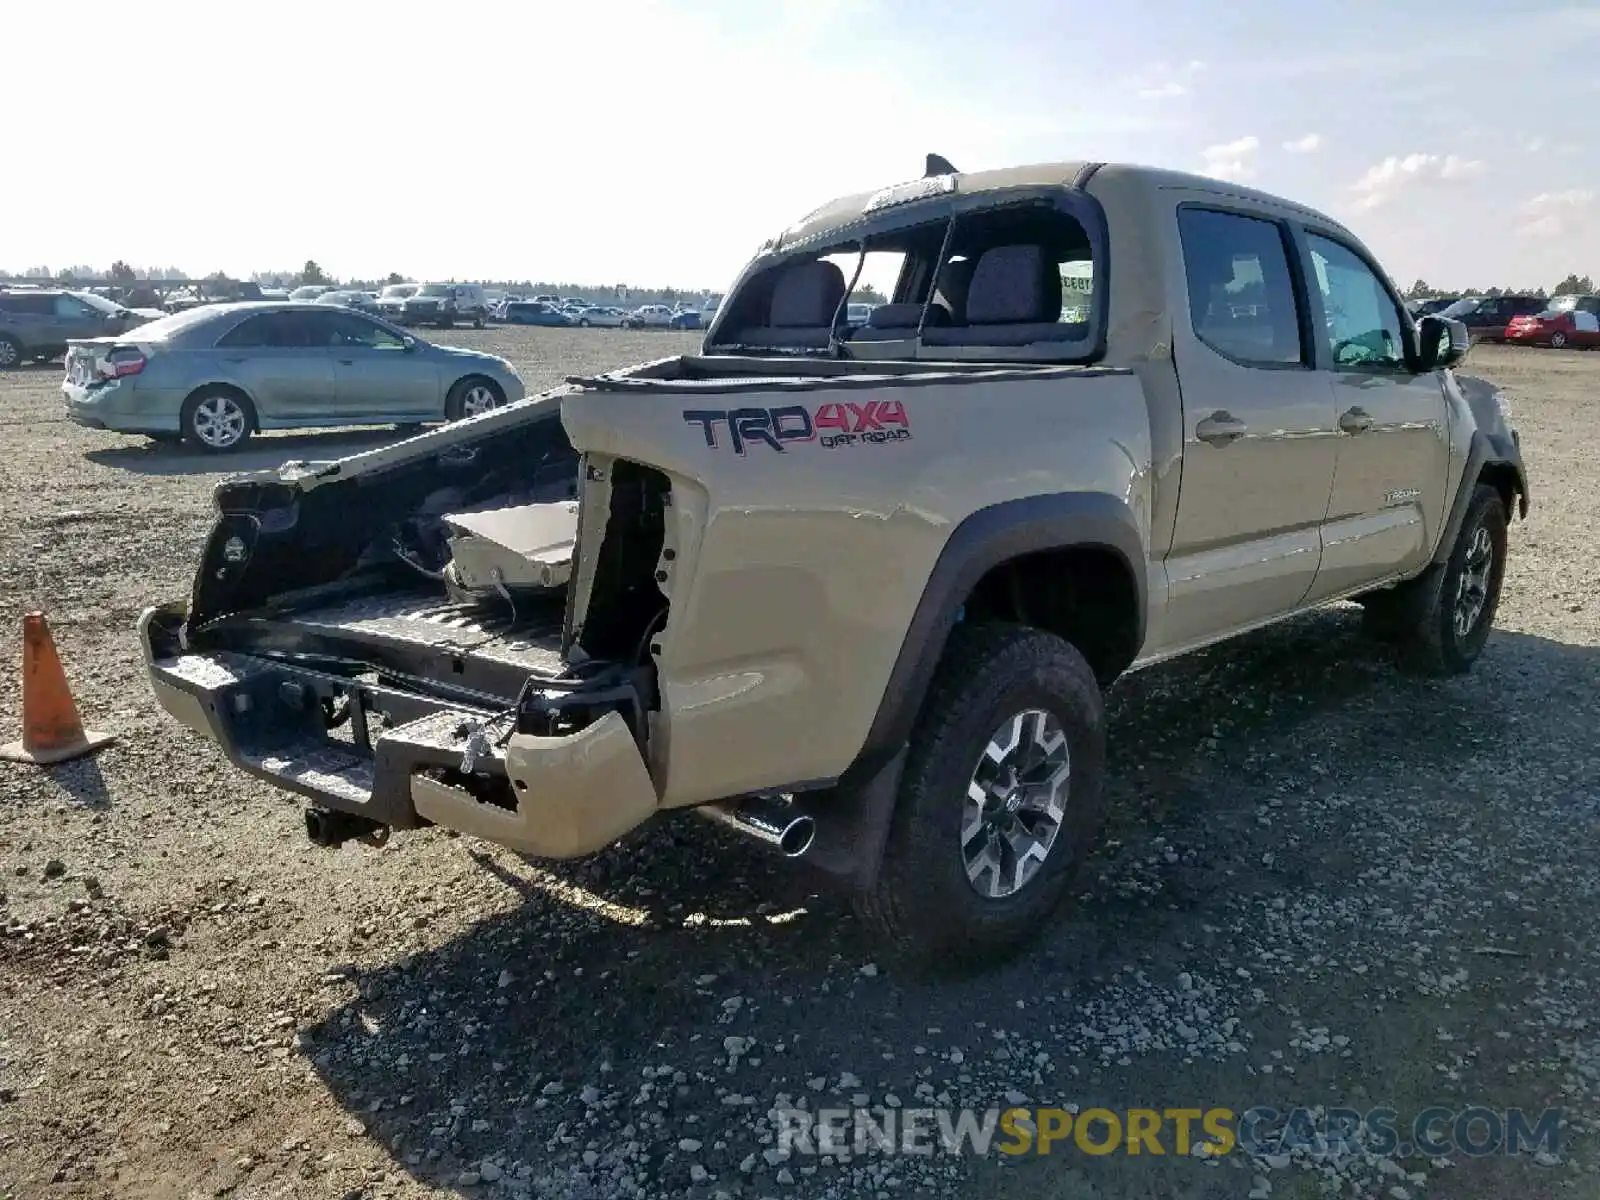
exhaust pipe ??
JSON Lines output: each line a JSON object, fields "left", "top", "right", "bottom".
{"left": 305, "top": 807, "right": 389, "bottom": 849}
{"left": 698, "top": 794, "right": 816, "bottom": 858}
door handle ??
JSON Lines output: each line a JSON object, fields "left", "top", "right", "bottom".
{"left": 1195, "top": 411, "right": 1248, "bottom": 446}
{"left": 1338, "top": 406, "right": 1373, "bottom": 434}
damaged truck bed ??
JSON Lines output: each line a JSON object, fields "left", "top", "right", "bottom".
{"left": 141, "top": 353, "right": 1074, "bottom": 875}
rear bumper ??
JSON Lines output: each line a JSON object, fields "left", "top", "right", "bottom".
{"left": 63, "top": 380, "right": 182, "bottom": 434}
{"left": 138, "top": 602, "right": 659, "bottom": 858}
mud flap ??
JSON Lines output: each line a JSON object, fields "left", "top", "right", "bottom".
{"left": 800, "top": 746, "right": 907, "bottom": 891}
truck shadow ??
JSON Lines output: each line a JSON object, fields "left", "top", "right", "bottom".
{"left": 83, "top": 429, "right": 409, "bottom": 477}
{"left": 300, "top": 616, "right": 1598, "bottom": 1195}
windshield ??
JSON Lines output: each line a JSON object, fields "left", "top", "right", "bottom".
{"left": 1439, "top": 298, "right": 1479, "bottom": 319}
{"left": 380, "top": 284, "right": 416, "bottom": 299}
{"left": 1546, "top": 295, "right": 1579, "bottom": 313}
{"left": 288, "top": 286, "right": 326, "bottom": 300}
{"left": 418, "top": 284, "right": 452, "bottom": 297}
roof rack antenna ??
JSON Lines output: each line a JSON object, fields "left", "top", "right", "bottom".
{"left": 925, "top": 153, "right": 959, "bottom": 178}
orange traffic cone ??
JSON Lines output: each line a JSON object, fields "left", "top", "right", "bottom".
{"left": 0, "top": 613, "right": 116, "bottom": 765}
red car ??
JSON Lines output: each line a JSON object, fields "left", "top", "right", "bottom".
{"left": 1505, "top": 294, "right": 1600, "bottom": 349}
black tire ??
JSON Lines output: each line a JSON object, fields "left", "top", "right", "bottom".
{"left": 437, "top": 318, "right": 452, "bottom": 330}
{"left": 1550, "top": 331, "right": 1569, "bottom": 349}
{"left": 444, "top": 376, "right": 505, "bottom": 421}
{"left": 179, "top": 386, "right": 255, "bottom": 453}
{"left": 578, "top": 318, "right": 590, "bottom": 327}
{"left": 0, "top": 336, "right": 22, "bottom": 369}
{"left": 854, "top": 622, "right": 1108, "bottom": 966}
{"left": 1370, "top": 484, "right": 1508, "bottom": 676}
{"left": 472, "top": 313, "right": 485, "bottom": 329}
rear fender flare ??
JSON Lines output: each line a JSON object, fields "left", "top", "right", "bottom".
{"left": 838, "top": 491, "right": 1147, "bottom": 790}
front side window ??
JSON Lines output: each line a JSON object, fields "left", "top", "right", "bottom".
{"left": 53, "top": 295, "right": 95, "bottom": 318}
{"left": 325, "top": 312, "right": 406, "bottom": 349}
{"left": 1307, "top": 234, "right": 1407, "bottom": 370}
{"left": 1177, "top": 208, "right": 1305, "bottom": 366}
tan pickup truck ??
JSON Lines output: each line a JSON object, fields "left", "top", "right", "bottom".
{"left": 140, "top": 157, "right": 1528, "bottom": 964}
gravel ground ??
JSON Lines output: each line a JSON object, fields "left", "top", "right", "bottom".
{"left": 1, "top": 334, "right": 1597, "bottom": 1200}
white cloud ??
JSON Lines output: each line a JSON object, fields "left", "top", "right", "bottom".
{"left": 1138, "top": 81, "right": 1187, "bottom": 100}
{"left": 1516, "top": 189, "right": 1596, "bottom": 239}
{"left": 1200, "top": 136, "right": 1260, "bottom": 183}
{"left": 1284, "top": 133, "right": 1323, "bottom": 154}
{"left": 1136, "top": 59, "right": 1205, "bottom": 102}
{"left": 1349, "top": 152, "right": 1487, "bottom": 211}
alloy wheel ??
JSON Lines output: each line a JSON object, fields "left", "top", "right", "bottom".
{"left": 961, "top": 709, "right": 1072, "bottom": 899}
{"left": 460, "top": 384, "right": 501, "bottom": 417}
{"left": 1453, "top": 523, "right": 1495, "bottom": 639}
{"left": 192, "top": 395, "right": 247, "bottom": 449}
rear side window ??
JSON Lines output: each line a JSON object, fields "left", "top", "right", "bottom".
{"left": 216, "top": 311, "right": 325, "bottom": 349}
{"left": 1177, "top": 208, "right": 1304, "bottom": 367}
{"left": 0, "top": 292, "right": 54, "bottom": 316}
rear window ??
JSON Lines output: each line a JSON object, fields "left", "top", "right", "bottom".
{"left": 418, "top": 284, "right": 452, "bottom": 297}
{"left": 712, "top": 190, "right": 1104, "bottom": 360}
{"left": 111, "top": 306, "right": 221, "bottom": 341}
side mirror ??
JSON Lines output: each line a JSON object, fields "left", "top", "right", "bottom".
{"left": 1416, "top": 314, "right": 1469, "bottom": 371}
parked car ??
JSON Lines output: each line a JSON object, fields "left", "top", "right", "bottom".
{"left": 315, "top": 289, "right": 383, "bottom": 316}
{"left": 134, "top": 158, "right": 1528, "bottom": 965}
{"left": 631, "top": 303, "right": 675, "bottom": 328}
{"left": 501, "top": 301, "right": 573, "bottom": 327}
{"left": 375, "top": 283, "right": 418, "bottom": 320}
{"left": 288, "top": 285, "right": 336, "bottom": 302}
{"left": 1505, "top": 294, "right": 1600, "bottom": 349}
{"left": 0, "top": 288, "right": 157, "bottom": 367}
{"left": 399, "top": 283, "right": 489, "bottom": 329}
{"left": 1438, "top": 295, "right": 1549, "bottom": 344}
{"left": 669, "top": 308, "right": 701, "bottom": 330}
{"left": 60, "top": 302, "right": 524, "bottom": 451}
{"left": 572, "top": 306, "right": 628, "bottom": 327}
{"left": 1407, "top": 295, "right": 1460, "bottom": 318}
{"left": 846, "top": 301, "right": 877, "bottom": 327}
{"left": 165, "top": 281, "right": 267, "bottom": 312}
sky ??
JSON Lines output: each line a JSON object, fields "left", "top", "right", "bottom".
{"left": 9, "top": 0, "right": 1599, "bottom": 294}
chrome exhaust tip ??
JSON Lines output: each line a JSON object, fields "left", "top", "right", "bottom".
{"left": 698, "top": 794, "right": 816, "bottom": 858}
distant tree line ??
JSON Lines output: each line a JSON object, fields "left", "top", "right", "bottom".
{"left": 2, "top": 258, "right": 736, "bottom": 309}
{"left": 1406, "top": 274, "right": 1597, "bottom": 300}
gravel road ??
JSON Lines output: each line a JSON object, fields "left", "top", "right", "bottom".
{"left": 1, "top": 334, "right": 1596, "bottom": 1200}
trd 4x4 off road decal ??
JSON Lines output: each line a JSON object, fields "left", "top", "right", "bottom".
{"left": 683, "top": 400, "right": 912, "bottom": 454}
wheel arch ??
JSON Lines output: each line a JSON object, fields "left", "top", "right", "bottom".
{"left": 837, "top": 492, "right": 1147, "bottom": 791}
{"left": 1433, "top": 428, "right": 1529, "bottom": 566}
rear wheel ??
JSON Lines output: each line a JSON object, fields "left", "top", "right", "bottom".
{"left": 180, "top": 387, "right": 255, "bottom": 452}
{"left": 1550, "top": 330, "right": 1569, "bottom": 349}
{"left": 854, "top": 623, "right": 1108, "bottom": 966}
{"left": 445, "top": 376, "right": 505, "bottom": 421}
{"left": 0, "top": 336, "right": 21, "bottom": 368}
{"left": 472, "top": 312, "right": 485, "bottom": 329}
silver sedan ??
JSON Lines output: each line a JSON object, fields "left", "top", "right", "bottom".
{"left": 60, "top": 302, "right": 525, "bottom": 452}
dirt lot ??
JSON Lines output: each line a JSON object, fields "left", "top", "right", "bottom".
{"left": 2, "top": 332, "right": 1597, "bottom": 1200}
